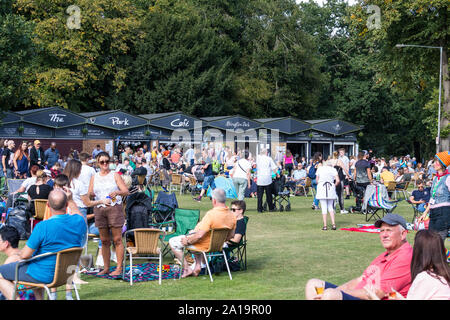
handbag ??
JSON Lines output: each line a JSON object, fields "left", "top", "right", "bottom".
{"left": 413, "top": 217, "right": 429, "bottom": 231}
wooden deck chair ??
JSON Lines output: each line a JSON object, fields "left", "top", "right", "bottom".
{"left": 122, "top": 228, "right": 162, "bottom": 285}
{"left": 169, "top": 174, "right": 182, "bottom": 194}
{"left": 30, "top": 199, "right": 48, "bottom": 233}
{"left": 386, "top": 181, "right": 397, "bottom": 200}
{"left": 182, "top": 228, "right": 233, "bottom": 283}
{"left": 13, "top": 247, "right": 83, "bottom": 300}
{"left": 296, "top": 179, "right": 309, "bottom": 197}
{"left": 395, "top": 181, "right": 410, "bottom": 200}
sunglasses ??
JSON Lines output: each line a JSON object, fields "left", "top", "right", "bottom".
{"left": 99, "top": 160, "right": 110, "bottom": 165}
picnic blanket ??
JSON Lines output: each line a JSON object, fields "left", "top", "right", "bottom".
{"left": 340, "top": 224, "right": 380, "bottom": 234}
{"left": 84, "top": 263, "right": 181, "bottom": 282}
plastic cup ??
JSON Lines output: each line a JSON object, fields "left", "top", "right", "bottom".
{"left": 168, "top": 226, "right": 173, "bottom": 232}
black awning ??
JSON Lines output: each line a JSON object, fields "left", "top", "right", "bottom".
{"left": 311, "top": 119, "right": 360, "bottom": 136}
{"left": 87, "top": 110, "right": 147, "bottom": 130}
{"left": 54, "top": 125, "right": 85, "bottom": 138}
{"left": 22, "top": 123, "right": 53, "bottom": 138}
{"left": 149, "top": 113, "right": 201, "bottom": 131}
{"left": 207, "top": 115, "right": 262, "bottom": 131}
{"left": 1, "top": 112, "right": 21, "bottom": 124}
{"left": 262, "top": 117, "right": 310, "bottom": 134}
{"left": 22, "top": 106, "right": 86, "bottom": 128}
{"left": 85, "top": 124, "right": 115, "bottom": 139}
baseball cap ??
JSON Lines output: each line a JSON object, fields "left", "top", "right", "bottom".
{"left": 374, "top": 213, "right": 407, "bottom": 230}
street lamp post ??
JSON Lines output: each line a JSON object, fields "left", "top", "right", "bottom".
{"left": 395, "top": 44, "right": 443, "bottom": 154}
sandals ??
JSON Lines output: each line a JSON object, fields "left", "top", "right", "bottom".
{"left": 322, "top": 226, "right": 327, "bottom": 231}
{"left": 332, "top": 224, "right": 337, "bottom": 230}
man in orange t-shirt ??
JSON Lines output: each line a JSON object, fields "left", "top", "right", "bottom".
{"left": 169, "top": 188, "right": 236, "bottom": 278}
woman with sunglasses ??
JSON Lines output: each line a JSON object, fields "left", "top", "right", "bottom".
{"left": 89, "top": 152, "right": 129, "bottom": 276}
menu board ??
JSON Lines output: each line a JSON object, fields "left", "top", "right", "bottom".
{"left": 55, "top": 125, "right": 84, "bottom": 138}
{"left": 86, "top": 125, "right": 114, "bottom": 139}
{"left": 22, "top": 123, "right": 53, "bottom": 137}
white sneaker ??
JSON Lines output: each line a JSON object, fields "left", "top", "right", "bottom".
{"left": 340, "top": 210, "right": 349, "bottom": 214}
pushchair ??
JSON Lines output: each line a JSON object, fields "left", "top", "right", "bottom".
{"left": 347, "top": 181, "right": 366, "bottom": 214}
{"left": 264, "top": 174, "right": 291, "bottom": 212}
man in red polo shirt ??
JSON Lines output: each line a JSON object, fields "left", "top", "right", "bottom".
{"left": 305, "top": 213, "right": 413, "bottom": 300}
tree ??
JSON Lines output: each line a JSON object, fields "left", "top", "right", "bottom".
{"left": 348, "top": 0, "right": 450, "bottom": 153}
{"left": 14, "top": 0, "right": 141, "bottom": 111}
{"left": 0, "top": 1, "right": 36, "bottom": 111}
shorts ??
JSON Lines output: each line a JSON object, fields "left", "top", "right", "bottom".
{"left": 94, "top": 204, "right": 125, "bottom": 229}
{"left": 0, "top": 262, "right": 41, "bottom": 283}
{"left": 169, "top": 235, "right": 198, "bottom": 252}
{"left": 324, "top": 282, "right": 361, "bottom": 300}
{"left": 202, "top": 175, "right": 216, "bottom": 190}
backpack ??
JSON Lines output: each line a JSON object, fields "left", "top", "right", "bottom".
{"left": 307, "top": 163, "right": 317, "bottom": 180}
{"left": 5, "top": 204, "right": 30, "bottom": 240}
{"left": 212, "top": 160, "right": 221, "bottom": 174}
{"left": 127, "top": 203, "right": 150, "bottom": 230}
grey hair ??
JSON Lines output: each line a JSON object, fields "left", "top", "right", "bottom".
{"left": 212, "top": 188, "right": 226, "bottom": 204}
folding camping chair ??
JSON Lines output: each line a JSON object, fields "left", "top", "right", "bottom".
{"left": 364, "top": 183, "right": 399, "bottom": 222}
{"left": 161, "top": 208, "right": 200, "bottom": 257}
{"left": 224, "top": 216, "right": 249, "bottom": 271}
{"left": 149, "top": 191, "right": 178, "bottom": 230}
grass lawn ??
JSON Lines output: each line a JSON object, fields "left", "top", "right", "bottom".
{"left": 2, "top": 188, "right": 448, "bottom": 300}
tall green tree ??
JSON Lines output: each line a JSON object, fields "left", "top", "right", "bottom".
{"left": 349, "top": 0, "right": 450, "bottom": 154}
{"left": 0, "top": 0, "right": 36, "bottom": 111}
{"left": 14, "top": 0, "right": 141, "bottom": 111}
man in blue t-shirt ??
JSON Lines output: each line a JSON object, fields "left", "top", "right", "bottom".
{"left": 408, "top": 180, "right": 431, "bottom": 213}
{"left": 0, "top": 188, "right": 86, "bottom": 300}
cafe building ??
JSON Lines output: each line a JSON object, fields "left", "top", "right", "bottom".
{"left": 0, "top": 107, "right": 362, "bottom": 160}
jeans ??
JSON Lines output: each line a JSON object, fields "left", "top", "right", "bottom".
{"left": 232, "top": 177, "right": 247, "bottom": 201}
{"left": 312, "top": 179, "right": 319, "bottom": 206}
{"left": 202, "top": 175, "right": 216, "bottom": 191}
{"left": 6, "top": 169, "right": 14, "bottom": 179}
{"left": 417, "top": 203, "right": 427, "bottom": 213}
{"left": 257, "top": 184, "right": 274, "bottom": 212}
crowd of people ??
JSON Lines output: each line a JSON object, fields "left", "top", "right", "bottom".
{"left": 0, "top": 137, "right": 447, "bottom": 300}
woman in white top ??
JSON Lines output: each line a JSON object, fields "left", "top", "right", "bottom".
{"left": 315, "top": 160, "right": 340, "bottom": 230}
{"left": 63, "top": 159, "right": 90, "bottom": 220}
{"left": 230, "top": 150, "right": 252, "bottom": 201}
{"left": 88, "top": 152, "right": 129, "bottom": 276}
{"left": 365, "top": 229, "right": 450, "bottom": 300}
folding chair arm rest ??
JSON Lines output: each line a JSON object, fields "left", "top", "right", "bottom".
{"left": 14, "top": 252, "right": 57, "bottom": 282}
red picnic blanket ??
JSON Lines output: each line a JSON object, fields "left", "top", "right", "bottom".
{"left": 340, "top": 225, "right": 380, "bottom": 233}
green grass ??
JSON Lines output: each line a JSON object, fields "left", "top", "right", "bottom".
{"left": 2, "top": 189, "right": 448, "bottom": 300}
